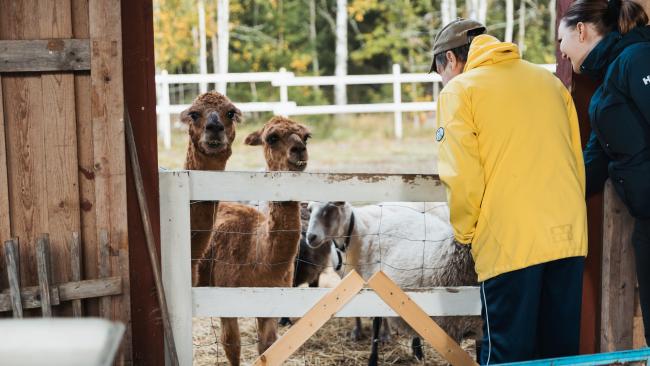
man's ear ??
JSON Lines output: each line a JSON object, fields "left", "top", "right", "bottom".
{"left": 446, "top": 50, "right": 457, "bottom": 69}
{"left": 244, "top": 129, "right": 263, "bottom": 146}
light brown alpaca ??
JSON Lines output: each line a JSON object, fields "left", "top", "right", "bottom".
{"left": 204, "top": 116, "right": 311, "bottom": 365}
{"left": 180, "top": 92, "right": 242, "bottom": 285}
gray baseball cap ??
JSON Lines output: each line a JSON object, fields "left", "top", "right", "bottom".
{"left": 430, "top": 18, "right": 486, "bottom": 72}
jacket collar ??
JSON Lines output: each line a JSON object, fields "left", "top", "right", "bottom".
{"left": 581, "top": 26, "right": 650, "bottom": 79}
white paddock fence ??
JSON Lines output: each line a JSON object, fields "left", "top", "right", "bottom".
{"left": 156, "top": 63, "right": 556, "bottom": 149}
{"left": 159, "top": 170, "right": 483, "bottom": 365}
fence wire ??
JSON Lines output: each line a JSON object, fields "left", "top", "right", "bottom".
{"left": 190, "top": 200, "right": 477, "bottom": 365}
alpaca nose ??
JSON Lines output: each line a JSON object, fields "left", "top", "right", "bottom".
{"left": 291, "top": 145, "right": 306, "bottom": 154}
{"left": 206, "top": 112, "right": 224, "bottom": 134}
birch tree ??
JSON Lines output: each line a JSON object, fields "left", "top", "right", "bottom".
{"left": 335, "top": 0, "right": 348, "bottom": 105}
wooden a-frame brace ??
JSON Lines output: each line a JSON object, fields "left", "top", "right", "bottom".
{"left": 253, "top": 270, "right": 478, "bottom": 366}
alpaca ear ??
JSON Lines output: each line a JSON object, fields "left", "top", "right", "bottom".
{"left": 233, "top": 107, "right": 243, "bottom": 123}
{"left": 179, "top": 108, "right": 191, "bottom": 124}
{"left": 244, "top": 130, "right": 263, "bottom": 146}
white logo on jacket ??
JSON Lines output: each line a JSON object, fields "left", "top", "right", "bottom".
{"left": 644, "top": 75, "right": 650, "bottom": 85}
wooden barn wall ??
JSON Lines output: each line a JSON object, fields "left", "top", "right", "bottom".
{"left": 0, "top": 0, "right": 132, "bottom": 363}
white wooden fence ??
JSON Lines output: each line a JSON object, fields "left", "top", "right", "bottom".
{"left": 159, "top": 170, "right": 482, "bottom": 365}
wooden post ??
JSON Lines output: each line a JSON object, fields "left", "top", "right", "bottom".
{"left": 4, "top": 239, "right": 23, "bottom": 318}
{"left": 160, "top": 70, "right": 172, "bottom": 150}
{"left": 36, "top": 234, "right": 53, "bottom": 317}
{"left": 0, "top": 73, "right": 11, "bottom": 291}
{"left": 253, "top": 271, "right": 366, "bottom": 366}
{"left": 368, "top": 271, "right": 477, "bottom": 366}
{"left": 70, "top": 231, "right": 83, "bottom": 317}
{"left": 601, "top": 181, "right": 636, "bottom": 351}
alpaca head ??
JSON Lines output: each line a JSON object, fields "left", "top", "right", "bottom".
{"left": 181, "top": 91, "right": 242, "bottom": 157}
{"left": 244, "top": 116, "right": 311, "bottom": 171}
{"left": 306, "top": 201, "right": 352, "bottom": 249}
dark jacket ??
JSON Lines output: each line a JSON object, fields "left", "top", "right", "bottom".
{"left": 582, "top": 26, "right": 650, "bottom": 218}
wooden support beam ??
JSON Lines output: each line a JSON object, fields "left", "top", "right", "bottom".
{"left": 601, "top": 181, "right": 636, "bottom": 351}
{"left": 0, "top": 276, "right": 122, "bottom": 312}
{"left": 0, "top": 74, "right": 10, "bottom": 291}
{"left": 70, "top": 231, "right": 83, "bottom": 317}
{"left": 0, "top": 39, "right": 90, "bottom": 72}
{"left": 253, "top": 271, "right": 366, "bottom": 366}
{"left": 4, "top": 239, "right": 22, "bottom": 318}
{"left": 367, "top": 271, "right": 477, "bottom": 366}
{"left": 36, "top": 234, "right": 53, "bottom": 317}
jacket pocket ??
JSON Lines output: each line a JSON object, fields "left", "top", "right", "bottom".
{"left": 595, "top": 97, "right": 649, "bottom": 158}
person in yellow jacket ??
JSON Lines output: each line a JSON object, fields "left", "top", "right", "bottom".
{"left": 432, "top": 19, "right": 588, "bottom": 364}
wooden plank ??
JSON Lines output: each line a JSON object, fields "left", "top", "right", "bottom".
{"left": 58, "top": 276, "right": 122, "bottom": 300}
{"left": 0, "top": 277, "right": 121, "bottom": 312}
{"left": 0, "top": 73, "right": 11, "bottom": 291}
{"left": 633, "top": 287, "right": 645, "bottom": 349}
{"left": 368, "top": 271, "right": 477, "bottom": 366}
{"left": 0, "top": 286, "right": 60, "bottom": 311}
{"left": 1, "top": 0, "right": 49, "bottom": 290}
{"left": 601, "top": 181, "right": 637, "bottom": 351}
{"left": 0, "top": 39, "right": 90, "bottom": 72}
{"left": 160, "top": 171, "right": 192, "bottom": 366}
{"left": 253, "top": 271, "right": 366, "bottom": 366}
{"left": 39, "top": 0, "right": 79, "bottom": 318}
{"left": 36, "top": 234, "right": 53, "bottom": 317}
{"left": 4, "top": 239, "right": 23, "bottom": 318}
{"left": 193, "top": 287, "right": 481, "bottom": 318}
{"left": 71, "top": 0, "right": 99, "bottom": 318}
{"left": 185, "top": 170, "right": 445, "bottom": 202}
{"left": 99, "top": 229, "right": 111, "bottom": 319}
{"left": 70, "top": 231, "right": 83, "bottom": 316}
{"left": 89, "top": 0, "right": 132, "bottom": 362}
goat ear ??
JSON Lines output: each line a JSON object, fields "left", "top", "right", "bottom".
{"left": 332, "top": 201, "right": 346, "bottom": 207}
{"left": 244, "top": 130, "right": 263, "bottom": 146}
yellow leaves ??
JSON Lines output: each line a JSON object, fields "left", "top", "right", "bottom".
{"left": 290, "top": 54, "right": 312, "bottom": 73}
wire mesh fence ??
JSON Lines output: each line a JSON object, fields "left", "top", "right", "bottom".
{"left": 189, "top": 200, "right": 480, "bottom": 365}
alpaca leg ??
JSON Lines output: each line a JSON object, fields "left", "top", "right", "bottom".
{"left": 380, "top": 318, "right": 392, "bottom": 342}
{"left": 368, "top": 317, "right": 382, "bottom": 366}
{"left": 351, "top": 317, "right": 364, "bottom": 341}
{"left": 257, "top": 317, "right": 278, "bottom": 355}
{"left": 220, "top": 318, "right": 241, "bottom": 366}
{"left": 411, "top": 337, "right": 424, "bottom": 361}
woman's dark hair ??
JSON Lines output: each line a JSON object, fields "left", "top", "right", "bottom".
{"left": 562, "top": 0, "right": 648, "bottom": 35}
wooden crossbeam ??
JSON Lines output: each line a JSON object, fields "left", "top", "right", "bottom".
{"left": 367, "top": 271, "right": 478, "bottom": 366}
{"left": 0, "top": 39, "right": 90, "bottom": 72}
{"left": 0, "top": 276, "right": 122, "bottom": 312}
{"left": 253, "top": 271, "right": 366, "bottom": 366}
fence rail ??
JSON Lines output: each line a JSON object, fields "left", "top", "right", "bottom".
{"left": 159, "top": 170, "right": 480, "bottom": 365}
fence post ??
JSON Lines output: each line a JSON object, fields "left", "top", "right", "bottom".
{"left": 432, "top": 80, "right": 440, "bottom": 128}
{"left": 160, "top": 171, "right": 192, "bottom": 366}
{"left": 393, "top": 64, "right": 403, "bottom": 139}
{"left": 159, "top": 70, "right": 172, "bottom": 150}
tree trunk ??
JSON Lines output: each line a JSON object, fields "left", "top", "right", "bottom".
{"left": 441, "top": 0, "right": 451, "bottom": 25}
{"left": 335, "top": 0, "right": 347, "bottom": 105}
{"left": 549, "top": 0, "right": 557, "bottom": 44}
{"left": 217, "top": 0, "right": 229, "bottom": 94}
{"left": 478, "top": 0, "right": 488, "bottom": 24}
{"left": 310, "top": 0, "right": 320, "bottom": 93}
{"left": 518, "top": 0, "right": 526, "bottom": 53}
{"left": 198, "top": 0, "right": 208, "bottom": 93}
{"left": 211, "top": 34, "right": 218, "bottom": 74}
{"left": 506, "top": 0, "right": 514, "bottom": 42}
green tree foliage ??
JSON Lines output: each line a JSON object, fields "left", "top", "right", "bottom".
{"left": 154, "top": 0, "right": 559, "bottom": 103}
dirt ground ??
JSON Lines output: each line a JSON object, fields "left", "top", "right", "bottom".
{"left": 193, "top": 317, "right": 477, "bottom": 365}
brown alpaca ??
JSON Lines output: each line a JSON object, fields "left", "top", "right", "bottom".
{"left": 204, "top": 116, "right": 311, "bottom": 365}
{"left": 180, "top": 92, "right": 242, "bottom": 286}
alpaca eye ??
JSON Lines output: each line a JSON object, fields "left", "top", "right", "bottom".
{"left": 226, "top": 110, "right": 235, "bottom": 119}
{"left": 188, "top": 111, "right": 201, "bottom": 121}
{"left": 266, "top": 134, "right": 279, "bottom": 145}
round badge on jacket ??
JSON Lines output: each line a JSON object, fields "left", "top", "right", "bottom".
{"left": 436, "top": 127, "right": 445, "bottom": 141}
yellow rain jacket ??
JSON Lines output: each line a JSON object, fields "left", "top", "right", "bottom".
{"left": 436, "top": 35, "right": 588, "bottom": 282}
